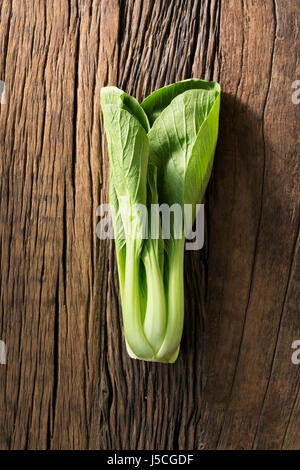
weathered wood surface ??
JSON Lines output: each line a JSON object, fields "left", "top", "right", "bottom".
{"left": 0, "top": 0, "right": 299, "bottom": 450}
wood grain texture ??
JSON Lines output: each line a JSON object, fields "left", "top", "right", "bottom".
{"left": 0, "top": 0, "right": 299, "bottom": 450}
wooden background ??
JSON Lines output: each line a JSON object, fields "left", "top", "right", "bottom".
{"left": 0, "top": 0, "right": 299, "bottom": 450}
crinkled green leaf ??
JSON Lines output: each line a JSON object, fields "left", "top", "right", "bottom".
{"left": 109, "top": 175, "right": 126, "bottom": 296}
{"left": 143, "top": 164, "right": 164, "bottom": 271}
{"left": 147, "top": 84, "right": 220, "bottom": 228}
{"left": 142, "top": 78, "right": 218, "bottom": 125}
{"left": 102, "top": 86, "right": 150, "bottom": 132}
{"left": 101, "top": 104, "right": 149, "bottom": 243}
{"left": 183, "top": 91, "right": 220, "bottom": 223}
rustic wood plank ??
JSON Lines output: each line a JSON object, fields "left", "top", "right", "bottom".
{"left": 208, "top": 0, "right": 300, "bottom": 450}
{"left": 0, "top": 0, "right": 299, "bottom": 450}
{"left": 0, "top": 0, "right": 77, "bottom": 449}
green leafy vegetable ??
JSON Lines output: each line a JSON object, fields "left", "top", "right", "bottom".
{"left": 101, "top": 79, "right": 221, "bottom": 363}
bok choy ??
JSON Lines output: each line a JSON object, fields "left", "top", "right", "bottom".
{"left": 101, "top": 79, "right": 221, "bottom": 363}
